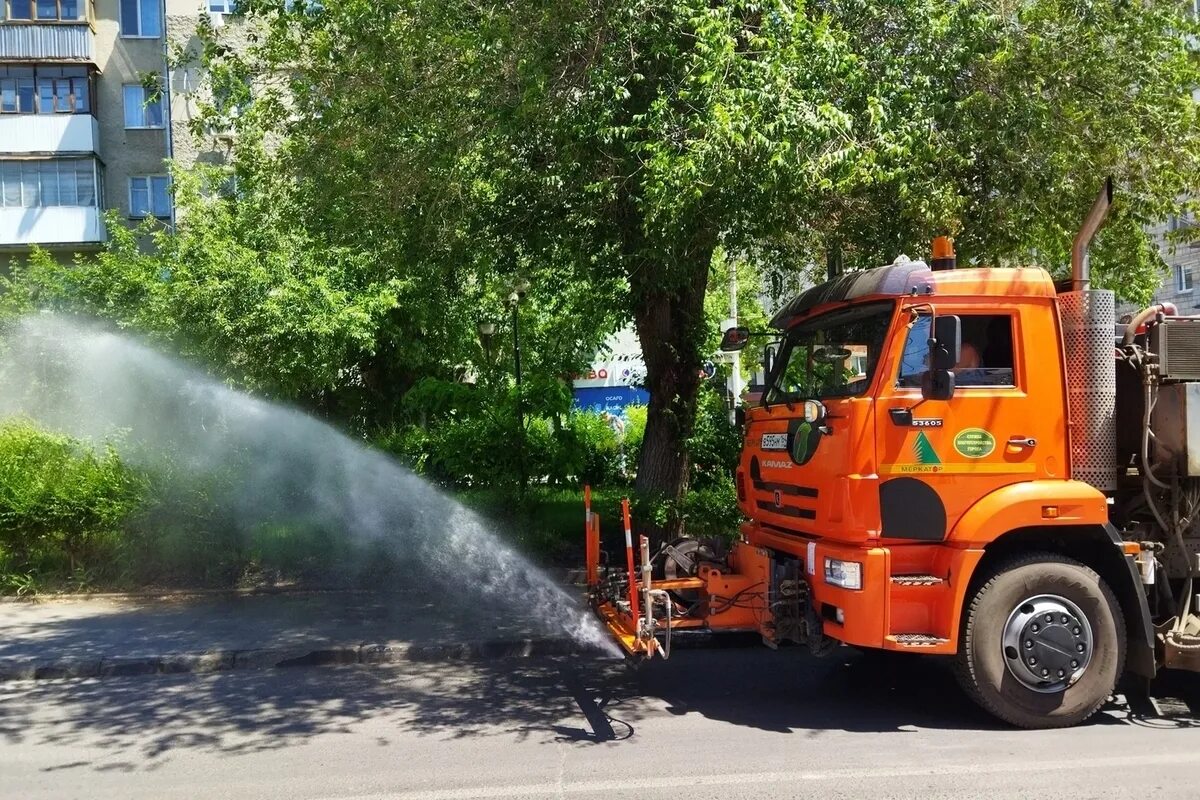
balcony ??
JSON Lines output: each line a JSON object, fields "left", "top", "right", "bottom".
{"left": 0, "top": 24, "right": 93, "bottom": 62}
{"left": 0, "top": 205, "right": 104, "bottom": 247}
{"left": 0, "top": 114, "right": 97, "bottom": 154}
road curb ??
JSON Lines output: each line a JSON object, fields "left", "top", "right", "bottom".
{"left": 0, "top": 637, "right": 591, "bottom": 683}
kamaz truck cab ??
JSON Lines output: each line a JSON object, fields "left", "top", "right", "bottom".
{"left": 730, "top": 251, "right": 1151, "bottom": 729}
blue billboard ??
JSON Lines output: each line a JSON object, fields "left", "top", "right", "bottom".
{"left": 572, "top": 385, "right": 649, "bottom": 416}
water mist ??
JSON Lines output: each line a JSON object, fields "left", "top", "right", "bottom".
{"left": 0, "top": 314, "right": 618, "bottom": 656}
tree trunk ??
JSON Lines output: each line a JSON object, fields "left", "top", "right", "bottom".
{"left": 631, "top": 247, "right": 714, "bottom": 548}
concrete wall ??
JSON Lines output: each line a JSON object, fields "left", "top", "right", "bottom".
{"left": 166, "top": 2, "right": 241, "bottom": 174}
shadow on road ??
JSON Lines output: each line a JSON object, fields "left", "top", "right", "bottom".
{"left": 4, "top": 638, "right": 1199, "bottom": 773}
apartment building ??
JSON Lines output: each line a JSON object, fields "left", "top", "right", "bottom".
{"left": 1139, "top": 215, "right": 1200, "bottom": 312}
{"left": 0, "top": 0, "right": 227, "bottom": 255}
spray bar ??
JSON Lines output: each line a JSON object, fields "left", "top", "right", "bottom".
{"left": 587, "top": 494, "right": 757, "bottom": 659}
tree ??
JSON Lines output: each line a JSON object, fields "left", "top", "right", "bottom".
{"left": 207, "top": 0, "right": 1200, "bottom": 534}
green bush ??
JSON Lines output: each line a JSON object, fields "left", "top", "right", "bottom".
{"left": 0, "top": 420, "right": 144, "bottom": 583}
{"left": 375, "top": 425, "right": 432, "bottom": 474}
{"left": 117, "top": 466, "right": 247, "bottom": 588}
{"left": 379, "top": 375, "right": 648, "bottom": 492}
{"left": 376, "top": 405, "right": 648, "bottom": 491}
{"left": 687, "top": 383, "right": 741, "bottom": 490}
{"left": 680, "top": 475, "right": 742, "bottom": 541}
{"left": 623, "top": 404, "right": 647, "bottom": 463}
{"left": 564, "top": 411, "right": 622, "bottom": 486}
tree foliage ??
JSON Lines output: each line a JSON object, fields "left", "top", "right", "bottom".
{"left": 209, "top": 0, "right": 1200, "bottom": 529}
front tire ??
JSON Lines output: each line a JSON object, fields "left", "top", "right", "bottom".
{"left": 955, "top": 552, "right": 1125, "bottom": 729}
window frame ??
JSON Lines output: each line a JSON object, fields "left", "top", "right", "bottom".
{"left": 123, "top": 83, "right": 164, "bottom": 129}
{"left": 1177, "top": 264, "right": 1194, "bottom": 294}
{"left": 0, "top": 67, "right": 92, "bottom": 115}
{"left": 764, "top": 301, "right": 894, "bottom": 404}
{"left": 127, "top": 174, "right": 171, "bottom": 219}
{"left": 1, "top": 0, "right": 89, "bottom": 22}
{"left": 118, "top": 0, "right": 161, "bottom": 38}
{"left": 207, "top": 0, "right": 235, "bottom": 12}
{"left": 0, "top": 157, "right": 99, "bottom": 209}
{"left": 894, "top": 311, "right": 1020, "bottom": 391}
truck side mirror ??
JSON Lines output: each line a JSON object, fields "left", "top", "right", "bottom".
{"left": 929, "top": 315, "right": 961, "bottom": 370}
{"left": 922, "top": 315, "right": 960, "bottom": 401}
{"left": 720, "top": 326, "right": 752, "bottom": 352}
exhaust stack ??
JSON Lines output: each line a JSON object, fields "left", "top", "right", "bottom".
{"left": 1060, "top": 176, "right": 1118, "bottom": 492}
{"left": 1071, "top": 177, "right": 1114, "bottom": 291}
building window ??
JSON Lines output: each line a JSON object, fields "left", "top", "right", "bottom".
{"left": 1177, "top": 264, "right": 1194, "bottom": 293}
{"left": 208, "top": 0, "right": 235, "bottom": 11}
{"left": 0, "top": 70, "right": 35, "bottom": 114}
{"left": 129, "top": 175, "right": 170, "bottom": 219}
{"left": 1170, "top": 212, "right": 1196, "bottom": 233}
{"left": 123, "top": 83, "right": 163, "bottom": 128}
{"left": 2, "top": 0, "right": 87, "bottom": 20}
{"left": 6, "top": 0, "right": 34, "bottom": 19}
{"left": 1, "top": 67, "right": 90, "bottom": 114}
{"left": 0, "top": 159, "right": 97, "bottom": 208}
{"left": 119, "top": 0, "right": 161, "bottom": 37}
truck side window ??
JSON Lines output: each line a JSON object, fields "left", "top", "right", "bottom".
{"left": 897, "top": 314, "right": 1015, "bottom": 388}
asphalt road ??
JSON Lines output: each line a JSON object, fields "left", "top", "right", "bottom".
{"left": 3, "top": 644, "right": 1200, "bottom": 799}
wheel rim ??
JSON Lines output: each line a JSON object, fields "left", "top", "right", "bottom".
{"left": 1001, "top": 594, "right": 1094, "bottom": 693}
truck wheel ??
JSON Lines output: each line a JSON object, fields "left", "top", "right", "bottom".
{"left": 955, "top": 552, "right": 1124, "bottom": 729}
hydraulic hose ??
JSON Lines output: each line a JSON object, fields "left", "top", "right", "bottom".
{"left": 1123, "top": 304, "right": 1169, "bottom": 346}
{"left": 648, "top": 589, "right": 672, "bottom": 660}
{"left": 1143, "top": 383, "right": 1171, "bottom": 490}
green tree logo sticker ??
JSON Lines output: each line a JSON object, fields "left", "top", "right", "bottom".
{"left": 790, "top": 420, "right": 822, "bottom": 465}
{"left": 913, "top": 432, "right": 941, "bottom": 465}
{"left": 792, "top": 421, "right": 811, "bottom": 463}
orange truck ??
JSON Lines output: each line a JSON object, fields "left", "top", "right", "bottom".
{"left": 585, "top": 180, "right": 1200, "bottom": 728}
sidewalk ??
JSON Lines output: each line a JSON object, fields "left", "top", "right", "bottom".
{"left": 0, "top": 587, "right": 589, "bottom": 681}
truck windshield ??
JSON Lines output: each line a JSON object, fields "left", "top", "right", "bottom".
{"left": 766, "top": 301, "right": 894, "bottom": 404}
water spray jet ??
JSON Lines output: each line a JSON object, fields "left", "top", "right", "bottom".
{"left": 0, "top": 314, "right": 621, "bottom": 658}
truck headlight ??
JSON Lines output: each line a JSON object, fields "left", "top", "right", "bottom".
{"left": 824, "top": 558, "right": 862, "bottom": 590}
